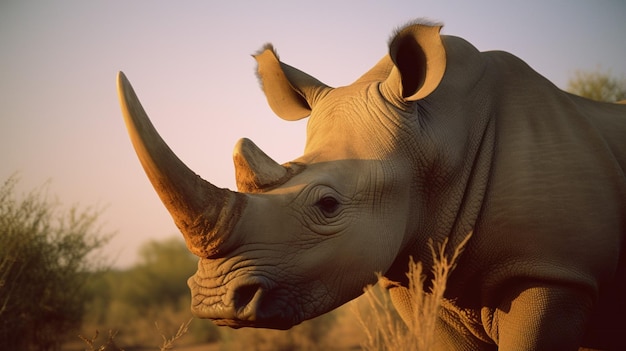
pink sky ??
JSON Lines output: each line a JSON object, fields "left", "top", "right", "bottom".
{"left": 1, "top": 0, "right": 625, "bottom": 267}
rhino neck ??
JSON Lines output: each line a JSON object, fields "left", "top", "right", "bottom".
{"left": 400, "top": 115, "right": 495, "bottom": 286}
{"left": 386, "top": 37, "right": 497, "bottom": 285}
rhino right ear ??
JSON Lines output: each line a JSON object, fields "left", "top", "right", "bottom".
{"left": 382, "top": 22, "right": 446, "bottom": 104}
{"left": 254, "top": 45, "right": 332, "bottom": 121}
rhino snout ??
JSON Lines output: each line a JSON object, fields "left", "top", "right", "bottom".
{"left": 188, "top": 274, "right": 296, "bottom": 329}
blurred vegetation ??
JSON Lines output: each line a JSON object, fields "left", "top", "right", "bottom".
{"left": 80, "top": 236, "right": 346, "bottom": 350}
{"left": 0, "top": 175, "right": 111, "bottom": 351}
{"left": 81, "top": 237, "right": 221, "bottom": 348}
{"left": 566, "top": 68, "right": 626, "bottom": 102}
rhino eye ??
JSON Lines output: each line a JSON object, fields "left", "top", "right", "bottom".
{"left": 315, "top": 196, "right": 340, "bottom": 217}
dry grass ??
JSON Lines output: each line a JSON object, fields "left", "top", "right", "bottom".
{"left": 156, "top": 319, "right": 192, "bottom": 351}
{"left": 79, "top": 319, "right": 192, "bottom": 351}
{"left": 354, "top": 234, "right": 471, "bottom": 351}
{"left": 79, "top": 330, "right": 124, "bottom": 351}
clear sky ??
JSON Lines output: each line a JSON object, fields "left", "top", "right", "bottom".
{"left": 1, "top": 1, "right": 625, "bottom": 268}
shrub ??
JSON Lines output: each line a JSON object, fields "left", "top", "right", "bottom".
{"left": 0, "top": 175, "right": 110, "bottom": 351}
{"left": 567, "top": 68, "right": 626, "bottom": 102}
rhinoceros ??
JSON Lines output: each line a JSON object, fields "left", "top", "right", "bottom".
{"left": 117, "top": 21, "right": 626, "bottom": 350}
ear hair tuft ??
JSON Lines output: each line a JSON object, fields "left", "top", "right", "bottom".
{"left": 389, "top": 18, "right": 444, "bottom": 45}
{"left": 253, "top": 43, "right": 279, "bottom": 91}
{"left": 254, "top": 43, "right": 279, "bottom": 59}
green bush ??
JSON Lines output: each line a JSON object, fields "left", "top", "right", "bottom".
{"left": 567, "top": 69, "right": 626, "bottom": 102}
{"left": 0, "top": 175, "right": 110, "bottom": 351}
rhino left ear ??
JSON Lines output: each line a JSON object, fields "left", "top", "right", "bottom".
{"left": 383, "top": 23, "right": 446, "bottom": 103}
{"left": 254, "top": 45, "right": 332, "bottom": 121}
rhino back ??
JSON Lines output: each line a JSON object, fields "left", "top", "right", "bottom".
{"left": 477, "top": 49, "right": 625, "bottom": 278}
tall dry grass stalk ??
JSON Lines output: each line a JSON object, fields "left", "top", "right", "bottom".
{"left": 79, "top": 330, "right": 124, "bottom": 351}
{"left": 355, "top": 234, "right": 471, "bottom": 351}
{"left": 156, "top": 318, "right": 192, "bottom": 351}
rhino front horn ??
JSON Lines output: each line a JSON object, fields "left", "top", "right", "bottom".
{"left": 117, "top": 72, "right": 247, "bottom": 258}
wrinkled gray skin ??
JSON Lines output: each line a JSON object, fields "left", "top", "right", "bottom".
{"left": 118, "top": 22, "right": 626, "bottom": 350}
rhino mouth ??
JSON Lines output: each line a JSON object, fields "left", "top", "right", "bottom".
{"left": 210, "top": 317, "right": 296, "bottom": 330}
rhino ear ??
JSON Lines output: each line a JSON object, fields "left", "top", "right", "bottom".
{"left": 382, "top": 23, "right": 446, "bottom": 102}
{"left": 254, "top": 45, "right": 332, "bottom": 121}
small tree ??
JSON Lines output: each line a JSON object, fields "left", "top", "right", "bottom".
{"left": 566, "top": 68, "right": 626, "bottom": 102}
{"left": 0, "top": 175, "right": 110, "bottom": 351}
{"left": 121, "top": 237, "right": 198, "bottom": 312}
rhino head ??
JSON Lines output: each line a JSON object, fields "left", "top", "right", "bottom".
{"left": 118, "top": 23, "right": 452, "bottom": 329}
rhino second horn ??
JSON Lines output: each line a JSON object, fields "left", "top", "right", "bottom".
{"left": 233, "top": 138, "right": 292, "bottom": 193}
{"left": 117, "top": 71, "right": 247, "bottom": 258}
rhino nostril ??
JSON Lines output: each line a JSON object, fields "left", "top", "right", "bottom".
{"left": 233, "top": 283, "right": 264, "bottom": 314}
